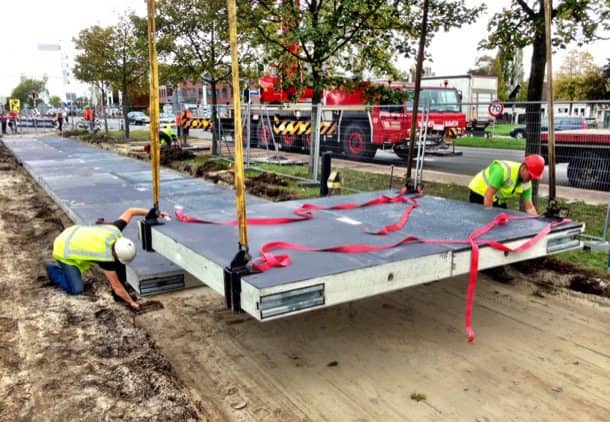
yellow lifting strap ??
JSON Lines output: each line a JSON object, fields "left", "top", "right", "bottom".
{"left": 227, "top": 0, "right": 249, "bottom": 256}
{"left": 147, "top": 0, "right": 161, "bottom": 210}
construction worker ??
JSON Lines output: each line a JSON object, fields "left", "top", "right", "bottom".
{"left": 45, "top": 208, "right": 169, "bottom": 310}
{"left": 468, "top": 154, "right": 545, "bottom": 282}
{"left": 159, "top": 123, "right": 176, "bottom": 150}
{"left": 468, "top": 154, "right": 545, "bottom": 216}
{"left": 179, "top": 104, "right": 192, "bottom": 146}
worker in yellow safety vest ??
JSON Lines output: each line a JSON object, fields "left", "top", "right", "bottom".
{"left": 159, "top": 123, "right": 176, "bottom": 150}
{"left": 45, "top": 208, "right": 169, "bottom": 310}
{"left": 468, "top": 154, "right": 545, "bottom": 217}
{"left": 468, "top": 154, "right": 545, "bottom": 283}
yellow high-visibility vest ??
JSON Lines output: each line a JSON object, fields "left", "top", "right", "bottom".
{"left": 468, "top": 160, "right": 531, "bottom": 203}
{"left": 52, "top": 225, "right": 122, "bottom": 274}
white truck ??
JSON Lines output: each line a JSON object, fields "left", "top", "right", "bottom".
{"left": 422, "top": 74, "right": 499, "bottom": 122}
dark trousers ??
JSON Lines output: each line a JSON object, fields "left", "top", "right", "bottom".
{"left": 469, "top": 191, "right": 507, "bottom": 209}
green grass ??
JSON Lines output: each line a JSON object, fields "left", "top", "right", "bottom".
{"left": 486, "top": 123, "right": 517, "bottom": 136}
{"left": 454, "top": 135, "right": 525, "bottom": 150}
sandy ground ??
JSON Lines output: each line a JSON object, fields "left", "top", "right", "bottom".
{"left": 0, "top": 143, "right": 209, "bottom": 421}
{"left": 2, "top": 136, "right": 610, "bottom": 421}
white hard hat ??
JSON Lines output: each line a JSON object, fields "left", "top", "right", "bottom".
{"left": 114, "top": 237, "right": 137, "bottom": 264}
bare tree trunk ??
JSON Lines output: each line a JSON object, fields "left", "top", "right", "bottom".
{"left": 122, "top": 79, "right": 130, "bottom": 139}
{"left": 211, "top": 81, "right": 219, "bottom": 155}
{"left": 101, "top": 82, "right": 109, "bottom": 135}
{"left": 523, "top": 24, "right": 547, "bottom": 208}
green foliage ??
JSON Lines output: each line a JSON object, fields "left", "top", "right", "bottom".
{"left": 393, "top": 1, "right": 485, "bottom": 60}
{"left": 246, "top": 0, "right": 398, "bottom": 103}
{"left": 48, "top": 96, "right": 63, "bottom": 108}
{"left": 73, "top": 26, "right": 114, "bottom": 86}
{"left": 73, "top": 13, "right": 149, "bottom": 139}
{"left": 10, "top": 78, "right": 47, "bottom": 109}
{"left": 246, "top": 1, "right": 484, "bottom": 104}
{"left": 156, "top": 0, "right": 254, "bottom": 85}
{"left": 553, "top": 50, "right": 606, "bottom": 100}
{"left": 480, "top": 0, "right": 610, "bottom": 154}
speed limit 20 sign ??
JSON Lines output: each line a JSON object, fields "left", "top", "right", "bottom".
{"left": 488, "top": 100, "right": 504, "bottom": 118}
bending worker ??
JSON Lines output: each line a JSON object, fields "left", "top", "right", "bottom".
{"left": 468, "top": 154, "right": 545, "bottom": 216}
{"left": 45, "top": 208, "right": 169, "bottom": 310}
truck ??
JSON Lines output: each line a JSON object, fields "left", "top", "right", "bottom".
{"left": 252, "top": 77, "right": 467, "bottom": 160}
{"left": 422, "top": 74, "right": 498, "bottom": 122}
{"left": 540, "top": 128, "right": 610, "bottom": 190}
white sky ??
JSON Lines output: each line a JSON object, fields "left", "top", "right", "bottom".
{"left": 0, "top": 0, "right": 607, "bottom": 100}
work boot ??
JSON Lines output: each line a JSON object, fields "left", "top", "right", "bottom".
{"left": 483, "top": 265, "right": 514, "bottom": 284}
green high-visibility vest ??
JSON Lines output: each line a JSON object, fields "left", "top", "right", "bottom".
{"left": 52, "top": 225, "right": 122, "bottom": 274}
{"left": 468, "top": 160, "right": 531, "bottom": 203}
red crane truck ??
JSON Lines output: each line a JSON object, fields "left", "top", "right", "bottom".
{"left": 253, "top": 76, "right": 467, "bottom": 160}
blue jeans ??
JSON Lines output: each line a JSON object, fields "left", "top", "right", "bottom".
{"left": 46, "top": 261, "right": 84, "bottom": 295}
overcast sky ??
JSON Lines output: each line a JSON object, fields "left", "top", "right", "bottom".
{"left": 0, "top": 0, "right": 607, "bottom": 100}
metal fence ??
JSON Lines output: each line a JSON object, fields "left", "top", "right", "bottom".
{"left": 462, "top": 100, "right": 610, "bottom": 191}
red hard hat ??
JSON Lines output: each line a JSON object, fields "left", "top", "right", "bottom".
{"left": 523, "top": 154, "right": 545, "bottom": 180}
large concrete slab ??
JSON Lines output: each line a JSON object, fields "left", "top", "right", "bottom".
{"left": 3, "top": 136, "right": 266, "bottom": 295}
{"left": 149, "top": 190, "right": 583, "bottom": 320}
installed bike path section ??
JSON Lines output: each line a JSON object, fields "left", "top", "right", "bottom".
{"left": 3, "top": 136, "right": 266, "bottom": 295}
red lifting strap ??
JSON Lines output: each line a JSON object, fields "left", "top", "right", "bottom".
{"left": 250, "top": 213, "right": 571, "bottom": 343}
{"left": 175, "top": 189, "right": 422, "bottom": 235}
{"left": 175, "top": 192, "right": 570, "bottom": 342}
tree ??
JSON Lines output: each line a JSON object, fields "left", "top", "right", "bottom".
{"left": 73, "top": 25, "right": 115, "bottom": 134}
{"left": 245, "top": 1, "right": 400, "bottom": 105}
{"left": 480, "top": 0, "right": 610, "bottom": 155}
{"left": 468, "top": 55, "right": 498, "bottom": 76}
{"left": 554, "top": 50, "right": 605, "bottom": 101}
{"left": 245, "top": 1, "right": 483, "bottom": 104}
{"left": 499, "top": 48, "right": 524, "bottom": 101}
{"left": 49, "top": 96, "right": 63, "bottom": 108}
{"left": 10, "top": 78, "right": 47, "bottom": 109}
{"left": 73, "top": 15, "right": 149, "bottom": 139}
{"left": 393, "top": 1, "right": 485, "bottom": 66}
{"left": 468, "top": 50, "right": 524, "bottom": 101}
{"left": 109, "top": 14, "right": 150, "bottom": 139}
{"left": 156, "top": 0, "right": 252, "bottom": 154}
{"left": 603, "top": 59, "right": 610, "bottom": 100}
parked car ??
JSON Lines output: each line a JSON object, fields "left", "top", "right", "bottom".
{"left": 159, "top": 112, "right": 175, "bottom": 125}
{"left": 127, "top": 111, "right": 150, "bottom": 125}
{"left": 510, "top": 116, "right": 587, "bottom": 138}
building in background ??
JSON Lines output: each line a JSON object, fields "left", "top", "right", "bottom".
{"left": 159, "top": 81, "right": 234, "bottom": 116}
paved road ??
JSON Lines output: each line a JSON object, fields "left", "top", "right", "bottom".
{"left": 374, "top": 147, "right": 569, "bottom": 187}
{"left": 86, "top": 121, "right": 576, "bottom": 188}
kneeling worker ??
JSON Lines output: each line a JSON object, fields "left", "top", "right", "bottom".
{"left": 159, "top": 123, "right": 177, "bottom": 150}
{"left": 468, "top": 154, "right": 545, "bottom": 282}
{"left": 46, "top": 208, "right": 169, "bottom": 310}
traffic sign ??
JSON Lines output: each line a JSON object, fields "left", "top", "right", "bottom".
{"left": 488, "top": 100, "right": 504, "bottom": 118}
{"left": 9, "top": 99, "right": 20, "bottom": 112}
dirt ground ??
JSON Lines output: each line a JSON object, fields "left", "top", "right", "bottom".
{"left": 1, "top": 136, "right": 610, "bottom": 421}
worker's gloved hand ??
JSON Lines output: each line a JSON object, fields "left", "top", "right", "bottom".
{"left": 129, "top": 301, "right": 140, "bottom": 311}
